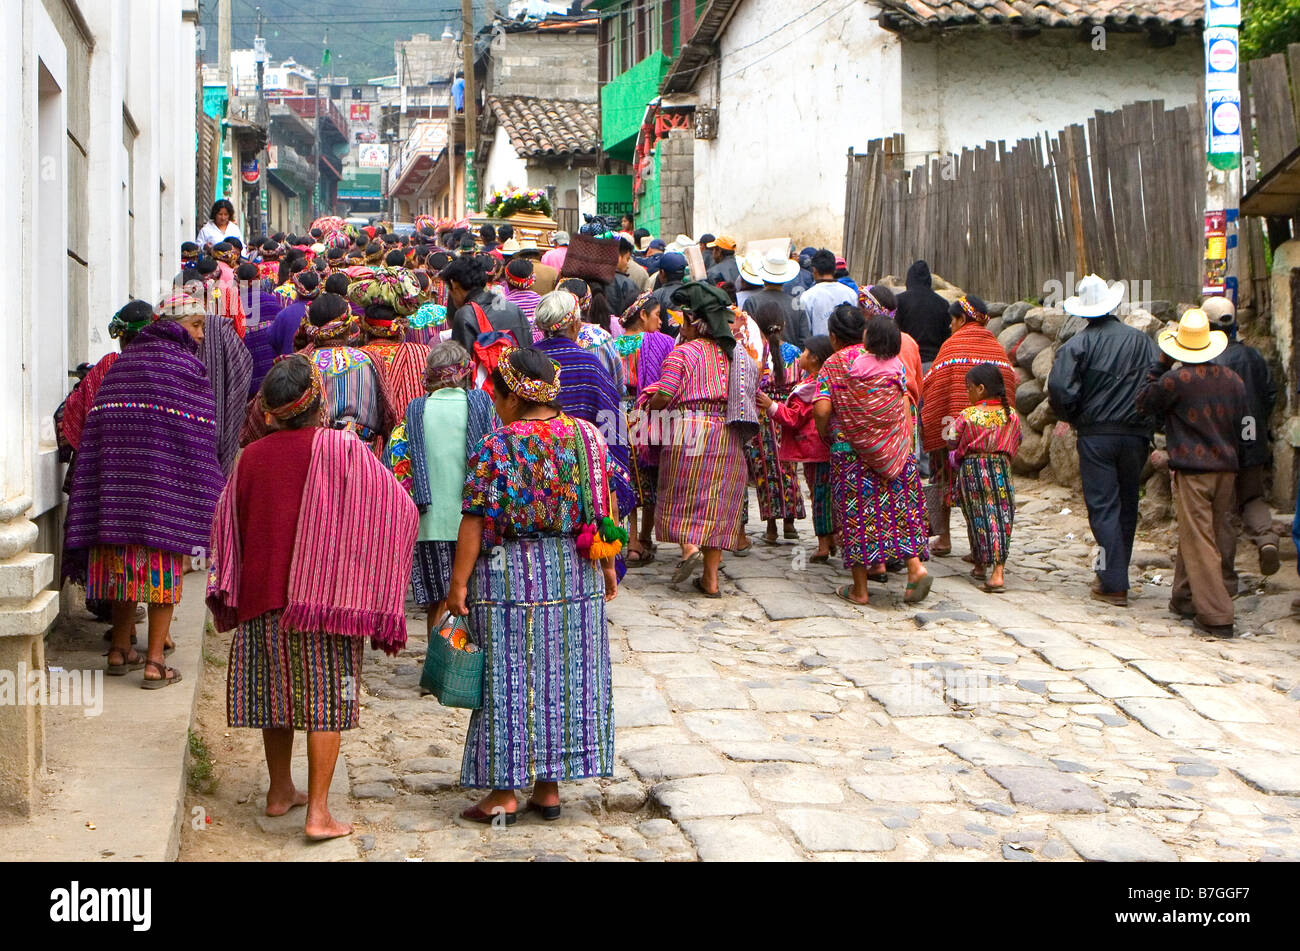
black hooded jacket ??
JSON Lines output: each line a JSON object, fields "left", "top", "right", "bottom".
{"left": 895, "top": 261, "right": 951, "bottom": 363}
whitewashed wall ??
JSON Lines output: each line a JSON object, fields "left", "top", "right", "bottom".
{"left": 691, "top": 0, "right": 903, "bottom": 249}
{"left": 691, "top": 0, "right": 1200, "bottom": 251}
{"left": 482, "top": 125, "right": 531, "bottom": 200}
{"left": 904, "top": 29, "right": 1202, "bottom": 157}
{"left": 9, "top": 0, "right": 198, "bottom": 526}
{"left": 482, "top": 125, "right": 595, "bottom": 219}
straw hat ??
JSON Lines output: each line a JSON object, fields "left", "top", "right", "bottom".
{"left": 1062, "top": 273, "right": 1126, "bottom": 319}
{"left": 1157, "top": 309, "right": 1228, "bottom": 364}
{"left": 737, "top": 252, "right": 763, "bottom": 287}
{"left": 499, "top": 238, "right": 522, "bottom": 255}
{"left": 758, "top": 248, "right": 799, "bottom": 284}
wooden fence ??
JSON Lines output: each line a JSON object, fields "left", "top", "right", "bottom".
{"left": 843, "top": 100, "right": 1205, "bottom": 305}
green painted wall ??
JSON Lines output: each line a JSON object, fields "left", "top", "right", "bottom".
{"left": 639, "top": 149, "right": 662, "bottom": 235}
{"left": 600, "top": 50, "right": 671, "bottom": 160}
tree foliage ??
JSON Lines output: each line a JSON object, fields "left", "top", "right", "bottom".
{"left": 1242, "top": 0, "right": 1300, "bottom": 61}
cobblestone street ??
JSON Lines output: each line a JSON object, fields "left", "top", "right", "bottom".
{"left": 182, "top": 481, "right": 1300, "bottom": 862}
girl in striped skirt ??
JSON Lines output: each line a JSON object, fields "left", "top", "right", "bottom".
{"left": 947, "top": 363, "right": 1022, "bottom": 593}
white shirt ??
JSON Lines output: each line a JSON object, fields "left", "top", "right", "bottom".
{"left": 799, "top": 280, "right": 858, "bottom": 337}
{"left": 197, "top": 220, "right": 243, "bottom": 247}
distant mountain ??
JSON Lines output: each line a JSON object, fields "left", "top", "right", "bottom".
{"left": 200, "top": 0, "right": 486, "bottom": 83}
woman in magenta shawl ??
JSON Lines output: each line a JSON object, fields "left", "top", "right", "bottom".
{"left": 208, "top": 355, "right": 417, "bottom": 840}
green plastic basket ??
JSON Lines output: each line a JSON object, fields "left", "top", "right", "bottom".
{"left": 420, "top": 615, "right": 484, "bottom": 709}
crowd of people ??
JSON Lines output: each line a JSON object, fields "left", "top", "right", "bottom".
{"left": 52, "top": 199, "right": 1280, "bottom": 838}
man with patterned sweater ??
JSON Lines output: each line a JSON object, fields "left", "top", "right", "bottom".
{"left": 1137, "top": 309, "right": 1247, "bottom": 638}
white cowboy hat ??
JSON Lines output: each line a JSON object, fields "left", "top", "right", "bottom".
{"left": 1062, "top": 273, "right": 1126, "bottom": 318}
{"left": 1157, "top": 309, "right": 1228, "bottom": 364}
{"left": 758, "top": 248, "right": 800, "bottom": 284}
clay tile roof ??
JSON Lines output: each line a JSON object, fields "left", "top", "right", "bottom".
{"left": 877, "top": 0, "right": 1203, "bottom": 31}
{"left": 488, "top": 96, "right": 600, "bottom": 158}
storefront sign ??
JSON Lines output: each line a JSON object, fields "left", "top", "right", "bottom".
{"left": 350, "top": 103, "right": 371, "bottom": 121}
{"left": 1204, "top": 210, "right": 1227, "bottom": 296}
{"left": 241, "top": 158, "right": 260, "bottom": 185}
{"left": 358, "top": 143, "right": 389, "bottom": 168}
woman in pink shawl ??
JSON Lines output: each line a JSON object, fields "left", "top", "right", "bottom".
{"left": 815, "top": 307, "right": 931, "bottom": 606}
{"left": 208, "top": 355, "right": 417, "bottom": 840}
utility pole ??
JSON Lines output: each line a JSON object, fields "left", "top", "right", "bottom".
{"left": 1203, "top": 0, "right": 1242, "bottom": 304}
{"left": 252, "top": 6, "right": 266, "bottom": 238}
{"left": 314, "top": 29, "right": 327, "bottom": 219}
{"left": 461, "top": 0, "right": 478, "bottom": 216}
{"left": 218, "top": 0, "right": 232, "bottom": 201}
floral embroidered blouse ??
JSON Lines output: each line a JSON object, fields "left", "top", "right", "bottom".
{"left": 946, "top": 400, "right": 1023, "bottom": 467}
{"left": 462, "top": 414, "right": 617, "bottom": 551}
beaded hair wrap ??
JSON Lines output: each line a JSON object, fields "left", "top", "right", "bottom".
{"left": 505, "top": 271, "right": 536, "bottom": 290}
{"left": 496, "top": 347, "right": 561, "bottom": 403}
{"left": 956, "top": 295, "right": 988, "bottom": 326}
{"left": 425, "top": 358, "right": 473, "bottom": 390}
{"left": 260, "top": 360, "right": 323, "bottom": 421}
{"left": 859, "top": 288, "right": 895, "bottom": 319}
{"left": 307, "top": 313, "right": 358, "bottom": 345}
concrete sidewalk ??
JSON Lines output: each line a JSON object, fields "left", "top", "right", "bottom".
{"left": 0, "top": 572, "right": 206, "bottom": 861}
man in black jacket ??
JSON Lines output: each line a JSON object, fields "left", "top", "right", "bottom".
{"left": 1047, "top": 275, "right": 1158, "bottom": 607}
{"left": 895, "top": 260, "right": 951, "bottom": 366}
{"left": 442, "top": 256, "right": 530, "bottom": 356}
{"left": 1206, "top": 297, "right": 1279, "bottom": 583}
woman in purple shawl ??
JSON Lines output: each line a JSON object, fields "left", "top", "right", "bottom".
{"left": 532, "top": 291, "right": 636, "bottom": 517}
{"left": 65, "top": 292, "right": 226, "bottom": 688}
{"left": 236, "top": 262, "right": 283, "bottom": 395}
{"left": 613, "top": 291, "right": 674, "bottom": 566}
{"left": 200, "top": 272, "right": 254, "bottom": 478}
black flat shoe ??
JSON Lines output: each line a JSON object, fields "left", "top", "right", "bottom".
{"left": 526, "top": 799, "right": 562, "bottom": 821}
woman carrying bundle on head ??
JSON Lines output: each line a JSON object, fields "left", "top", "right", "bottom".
{"left": 349, "top": 269, "right": 429, "bottom": 420}
{"left": 946, "top": 362, "right": 1022, "bottom": 593}
{"left": 209, "top": 354, "right": 417, "bottom": 841}
{"left": 447, "top": 347, "right": 620, "bottom": 825}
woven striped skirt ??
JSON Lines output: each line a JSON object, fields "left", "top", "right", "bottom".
{"left": 86, "top": 544, "right": 186, "bottom": 604}
{"left": 460, "top": 534, "right": 613, "bottom": 789}
{"left": 744, "top": 417, "right": 806, "bottom": 521}
{"left": 956, "top": 452, "right": 1015, "bottom": 566}
{"left": 832, "top": 450, "right": 930, "bottom": 569}
{"left": 622, "top": 398, "right": 657, "bottom": 508}
{"left": 655, "top": 405, "right": 747, "bottom": 550}
{"left": 804, "top": 462, "right": 835, "bottom": 537}
{"left": 410, "top": 540, "right": 456, "bottom": 607}
{"left": 227, "top": 610, "right": 363, "bottom": 732}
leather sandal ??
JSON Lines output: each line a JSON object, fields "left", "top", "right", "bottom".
{"left": 526, "top": 798, "right": 562, "bottom": 821}
{"left": 106, "top": 647, "right": 145, "bottom": 676}
{"left": 140, "top": 659, "right": 182, "bottom": 690}
{"left": 460, "top": 802, "right": 517, "bottom": 825}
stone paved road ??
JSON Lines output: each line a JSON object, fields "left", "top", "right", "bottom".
{"left": 182, "top": 481, "right": 1300, "bottom": 862}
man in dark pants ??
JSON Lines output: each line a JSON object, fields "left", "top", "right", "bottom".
{"left": 1205, "top": 296, "right": 1278, "bottom": 586}
{"left": 1047, "top": 275, "right": 1158, "bottom": 607}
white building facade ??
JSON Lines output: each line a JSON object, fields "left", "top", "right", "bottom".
{"left": 682, "top": 0, "right": 1202, "bottom": 248}
{"left": 0, "top": 0, "right": 200, "bottom": 813}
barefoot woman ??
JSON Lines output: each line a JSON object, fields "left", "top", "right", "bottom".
{"left": 208, "top": 355, "right": 417, "bottom": 839}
